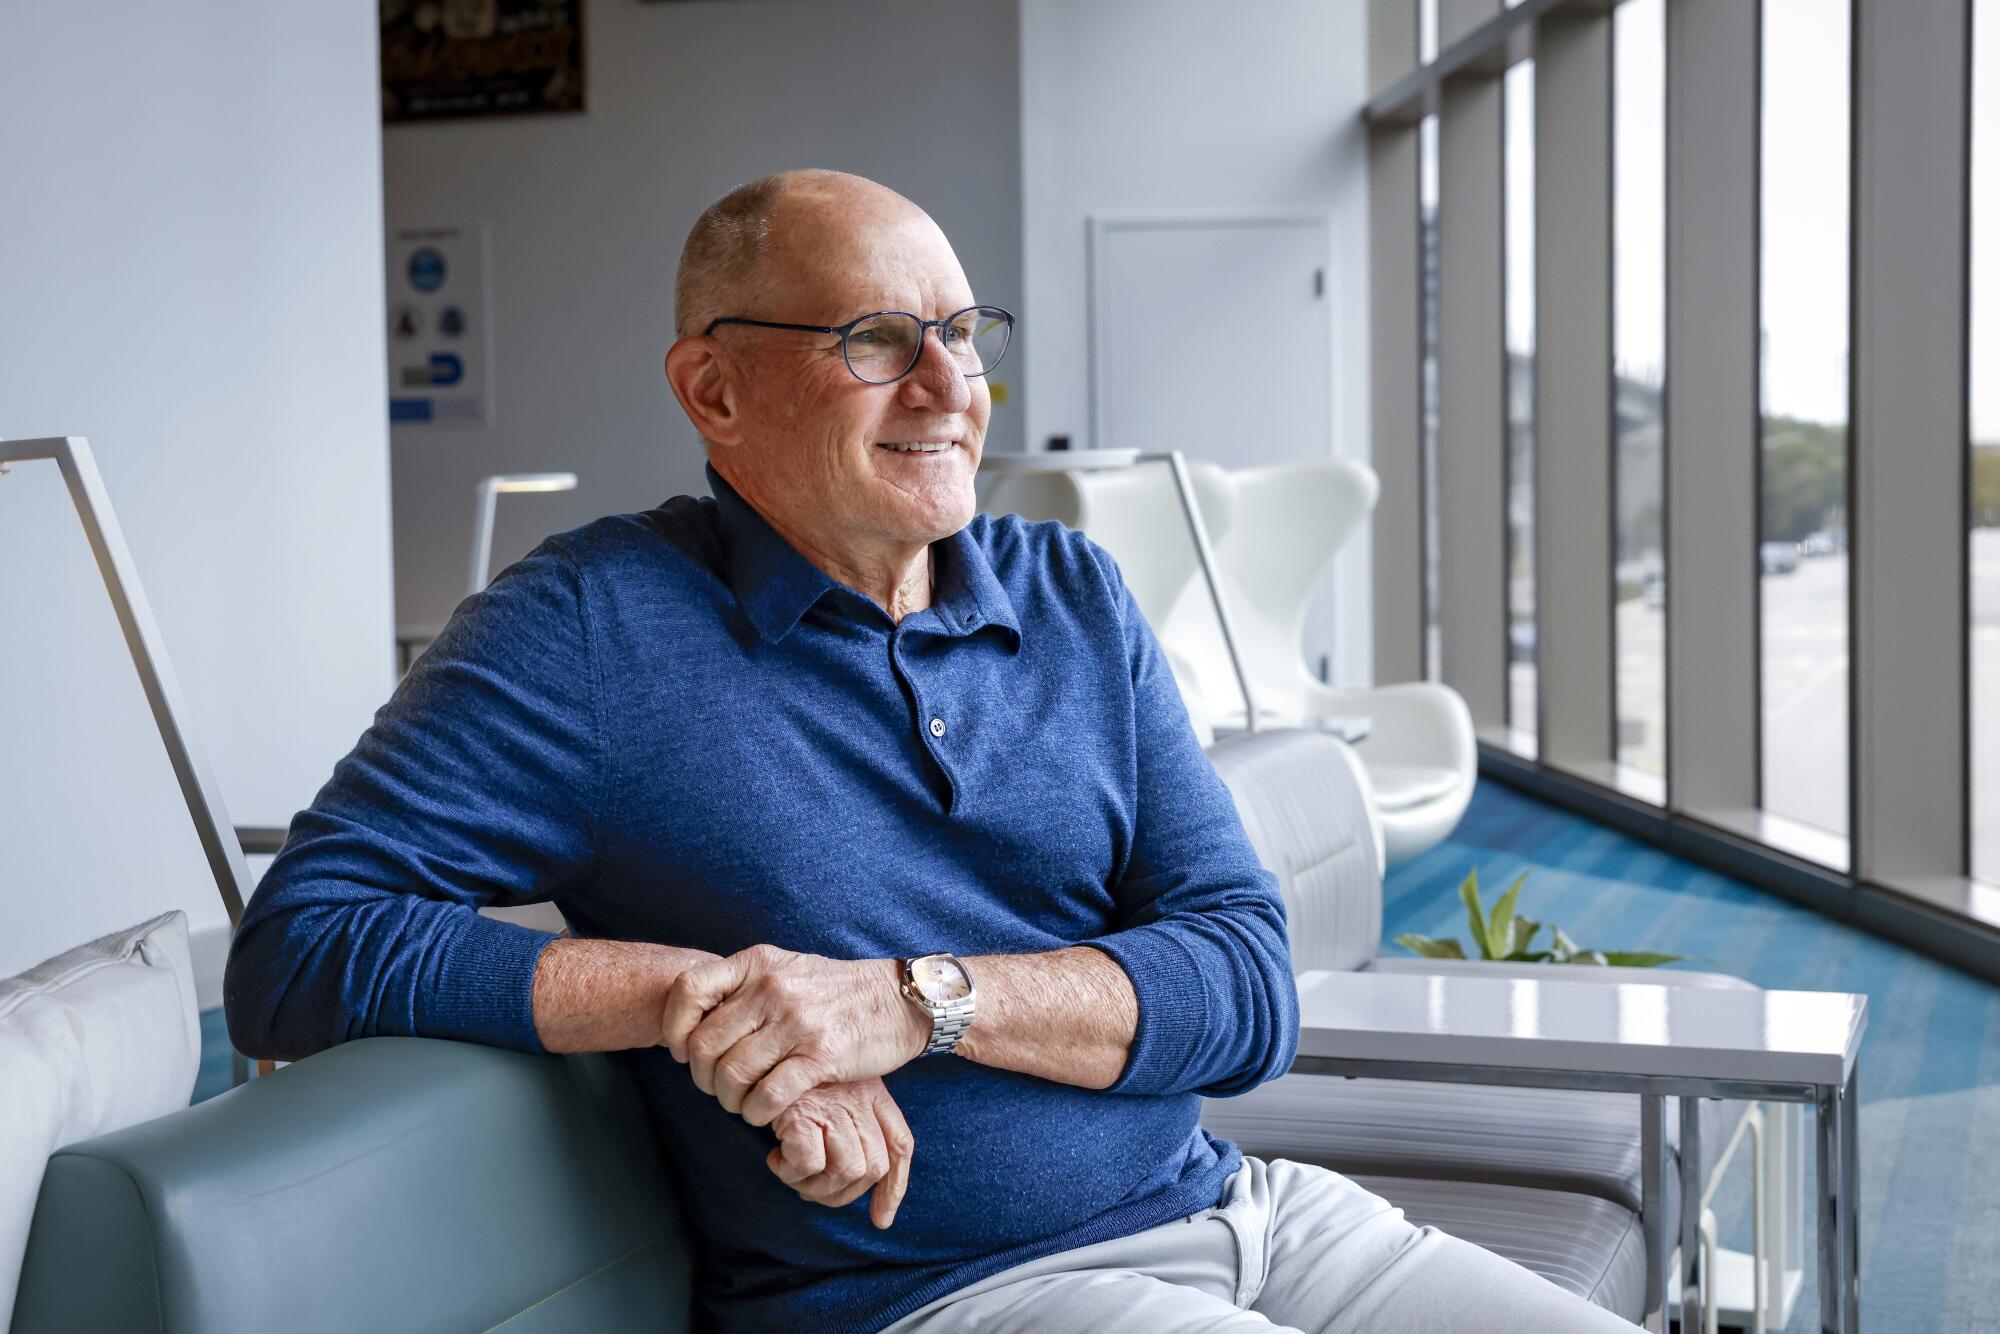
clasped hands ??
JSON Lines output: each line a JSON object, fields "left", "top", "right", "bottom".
{"left": 661, "top": 943, "right": 933, "bottom": 1229}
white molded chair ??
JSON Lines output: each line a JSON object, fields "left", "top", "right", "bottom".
{"left": 1159, "top": 459, "right": 1476, "bottom": 867}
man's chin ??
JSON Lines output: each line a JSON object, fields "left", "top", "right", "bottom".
{"left": 863, "top": 461, "right": 976, "bottom": 534}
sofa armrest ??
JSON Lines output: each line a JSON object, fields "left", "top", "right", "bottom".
{"left": 13, "top": 1037, "right": 693, "bottom": 1334}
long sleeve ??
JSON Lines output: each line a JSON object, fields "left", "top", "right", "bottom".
{"left": 223, "top": 541, "right": 605, "bottom": 1062}
{"left": 1082, "top": 548, "right": 1300, "bottom": 1099}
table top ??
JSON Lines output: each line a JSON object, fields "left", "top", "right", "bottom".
{"left": 978, "top": 449, "right": 1141, "bottom": 473}
{"left": 1294, "top": 968, "right": 1867, "bottom": 1088}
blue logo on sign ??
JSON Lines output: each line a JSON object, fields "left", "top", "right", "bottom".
{"left": 428, "top": 352, "right": 464, "bottom": 386}
{"left": 408, "top": 247, "right": 447, "bottom": 293}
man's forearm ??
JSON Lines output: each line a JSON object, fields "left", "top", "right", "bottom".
{"left": 951, "top": 946, "right": 1138, "bottom": 1090}
{"left": 532, "top": 937, "right": 721, "bottom": 1053}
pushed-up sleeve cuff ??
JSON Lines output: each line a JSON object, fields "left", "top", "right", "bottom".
{"left": 415, "top": 911, "right": 559, "bottom": 1055}
{"left": 1088, "top": 925, "right": 1215, "bottom": 1096}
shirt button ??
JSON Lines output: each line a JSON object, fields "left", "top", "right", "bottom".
{"left": 929, "top": 717, "right": 947, "bottom": 738}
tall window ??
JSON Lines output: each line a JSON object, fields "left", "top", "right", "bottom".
{"left": 1975, "top": 0, "right": 2000, "bottom": 885}
{"left": 1422, "top": 112, "right": 1443, "bottom": 681}
{"left": 1758, "top": 0, "right": 1851, "bottom": 840}
{"left": 1614, "top": 0, "right": 1666, "bottom": 783}
{"left": 1505, "top": 60, "right": 1538, "bottom": 741}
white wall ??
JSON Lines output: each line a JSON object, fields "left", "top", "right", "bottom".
{"left": 0, "top": 2, "right": 394, "bottom": 979}
{"left": 383, "top": 0, "right": 1025, "bottom": 632}
{"left": 1018, "top": 0, "right": 1375, "bottom": 686}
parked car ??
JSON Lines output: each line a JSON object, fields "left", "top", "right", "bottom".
{"left": 1760, "top": 540, "right": 1800, "bottom": 576}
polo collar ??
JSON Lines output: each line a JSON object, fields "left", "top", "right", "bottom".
{"left": 708, "top": 464, "right": 1020, "bottom": 650}
{"left": 931, "top": 523, "right": 1022, "bottom": 650}
{"left": 709, "top": 465, "right": 839, "bottom": 644}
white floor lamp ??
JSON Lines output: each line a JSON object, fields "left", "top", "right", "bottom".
{"left": 0, "top": 437, "right": 254, "bottom": 927}
{"left": 2, "top": 436, "right": 263, "bottom": 1080}
{"left": 469, "top": 472, "right": 577, "bottom": 595}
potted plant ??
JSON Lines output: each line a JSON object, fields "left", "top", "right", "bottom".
{"left": 1394, "top": 868, "right": 1695, "bottom": 967}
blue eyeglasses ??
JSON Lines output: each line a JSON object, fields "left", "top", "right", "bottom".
{"left": 704, "top": 305, "right": 1015, "bottom": 385}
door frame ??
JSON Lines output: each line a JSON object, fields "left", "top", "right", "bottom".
{"left": 1084, "top": 209, "right": 1339, "bottom": 456}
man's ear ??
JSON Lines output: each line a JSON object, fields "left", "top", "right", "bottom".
{"left": 665, "top": 337, "right": 742, "bottom": 446}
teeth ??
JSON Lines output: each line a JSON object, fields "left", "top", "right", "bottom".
{"left": 880, "top": 441, "right": 953, "bottom": 453}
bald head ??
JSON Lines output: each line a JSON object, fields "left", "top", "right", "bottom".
{"left": 673, "top": 169, "right": 932, "bottom": 337}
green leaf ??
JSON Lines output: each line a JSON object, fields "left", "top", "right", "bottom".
{"left": 1486, "top": 871, "right": 1528, "bottom": 962}
{"left": 1596, "top": 951, "right": 1687, "bottom": 968}
{"left": 1569, "top": 950, "right": 1610, "bottom": 966}
{"left": 1394, "top": 932, "right": 1467, "bottom": 960}
{"left": 1506, "top": 913, "right": 1540, "bottom": 957}
{"left": 1503, "top": 950, "right": 1554, "bottom": 963}
{"left": 1456, "top": 870, "right": 1492, "bottom": 959}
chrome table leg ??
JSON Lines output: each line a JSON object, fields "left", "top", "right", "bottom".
{"left": 1680, "top": 1095, "right": 1705, "bottom": 1334}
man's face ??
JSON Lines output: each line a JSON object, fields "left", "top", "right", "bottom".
{"left": 714, "top": 206, "right": 990, "bottom": 553}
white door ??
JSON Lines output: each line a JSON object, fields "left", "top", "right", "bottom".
{"left": 1091, "top": 216, "right": 1332, "bottom": 466}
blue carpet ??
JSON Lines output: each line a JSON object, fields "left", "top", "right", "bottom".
{"left": 194, "top": 781, "right": 1999, "bottom": 1330}
{"left": 1385, "top": 781, "right": 2000, "bottom": 1332}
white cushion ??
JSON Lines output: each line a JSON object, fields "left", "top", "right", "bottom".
{"left": 0, "top": 910, "right": 199, "bottom": 1326}
{"left": 1366, "top": 762, "right": 1459, "bottom": 812}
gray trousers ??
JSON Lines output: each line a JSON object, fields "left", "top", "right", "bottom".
{"left": 881, "top": 1156, "right": 1637, "bottom": 1332}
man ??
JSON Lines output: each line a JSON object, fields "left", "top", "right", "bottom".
{"left": 226, "top": 170, "right": 1630, "bottom": 1332}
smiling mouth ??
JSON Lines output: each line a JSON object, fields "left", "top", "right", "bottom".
{"left": 876, "top": 441, "right": 957, "bottom": 454}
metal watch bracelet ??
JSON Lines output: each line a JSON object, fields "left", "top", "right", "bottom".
{"left": 923, "top": 995, "right": 976, "bottom": 1056}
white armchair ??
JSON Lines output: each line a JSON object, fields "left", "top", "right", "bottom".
{"left": 1159, "top": 459, "right": 1476, "bottom": 867}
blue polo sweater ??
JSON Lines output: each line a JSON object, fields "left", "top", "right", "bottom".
{"left": 224, "top": 466, "right": 1299, "bottom": 1333}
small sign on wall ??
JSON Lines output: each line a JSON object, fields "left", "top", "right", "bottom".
{"left": 387, "top": 225, "right": 492, "bottom": 428}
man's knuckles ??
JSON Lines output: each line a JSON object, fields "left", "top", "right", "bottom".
{"left": 686, "top": 1027, "right": 730, "bottom": 1063}
{"left": 715, "top": 1055, "right": 763, "bottom": 1089}
{"left": 740, "top": 942, "right": 790, "bottom": 970}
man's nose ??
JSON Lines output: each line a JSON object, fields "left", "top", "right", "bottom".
{"left": 897, "top": 327, "right": 972, "bottom": 413}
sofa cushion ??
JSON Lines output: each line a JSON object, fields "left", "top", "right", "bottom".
{"left": 0, "top": 909, "right": 199, "bottom": 1326}
{"left": 1203, "top": 1073, "right": 1744, "bottom": 1223}
{"left": 1350, "top": 1174, "right": 1648, "bottom": 1322}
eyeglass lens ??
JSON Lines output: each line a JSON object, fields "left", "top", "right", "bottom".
{"left": 844, "top": 308, "right": 1011, "bottom": 384}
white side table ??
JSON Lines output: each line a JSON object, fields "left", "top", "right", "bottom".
{"left": 1292, "top": 968, "right": 1866, "bottom": 1334}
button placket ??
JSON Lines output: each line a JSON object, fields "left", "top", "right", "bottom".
{"left": 888, "top": 622, "right": 960, "bottom": 811}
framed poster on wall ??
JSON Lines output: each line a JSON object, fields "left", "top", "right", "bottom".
{"left": 380, "top": 0, "right": 584, "bottom": 124}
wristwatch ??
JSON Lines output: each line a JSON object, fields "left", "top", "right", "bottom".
{"left": 899, "top": 953, "right": 977, "bottom": 1056}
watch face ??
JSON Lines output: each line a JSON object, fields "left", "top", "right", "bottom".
{"left": 913, "top": 954, "right": 971, "bottom": 1004}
